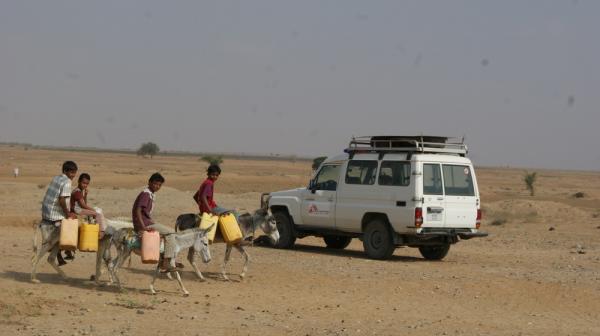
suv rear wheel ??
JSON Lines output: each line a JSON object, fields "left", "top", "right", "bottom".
{"left": 418, "top": 244, "right": 450, "bottom": 260}
{"left": 362, "top": 219, "right": 395, "bottom": 260}
{"left": 323, "top": 235, "right": 352, "bottom": 249}
{"left": 273, "top": 211, "right": 296, "bottom": 249}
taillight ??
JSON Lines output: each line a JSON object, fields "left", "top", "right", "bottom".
{"left": 476, "top": 209, "right": 482, "bottom": 229}
{"left": 415, "top": 207, "right": 423, "bottom": 228}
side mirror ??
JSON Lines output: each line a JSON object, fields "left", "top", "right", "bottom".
{"left": 308, "top": 180, "right": 317, "bottom": 193}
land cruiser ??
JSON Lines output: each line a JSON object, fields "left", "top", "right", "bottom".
{"left": 263, "top": 135, "right": 488, "bottom": 260}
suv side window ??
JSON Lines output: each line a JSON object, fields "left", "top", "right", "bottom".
{"left": 379, "top": 161, "right": 410, "bottom": 186}
{"left": 313, "top": 164, "right": 341, "bottom": 191}
{"left": 345, "top": 160, "right": 378, "bottom": 185}
{"left": 423, "top": 163, "right": 443, "bottom": 195}
{"left": 442, "top": 165, "right": 475, "bottom": 196}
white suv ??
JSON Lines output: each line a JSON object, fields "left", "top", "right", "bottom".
{"left": 264, "top": 136, "right": 487, "bottom": 260}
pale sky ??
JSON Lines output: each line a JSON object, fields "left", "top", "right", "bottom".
{"left": 1, "top": 1, "right": 598, "bottom": 170}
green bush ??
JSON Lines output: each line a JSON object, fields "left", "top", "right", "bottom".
{"left": 312, "top": 156, "right": 327, "bottom": 170}
{"left": 523, "top": 171, "right": 537, "bottom": 196}
{"left": 201, "top": 155, "right": 223, "bottom": 165}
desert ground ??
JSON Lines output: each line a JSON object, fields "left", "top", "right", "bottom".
{"left": 0, "top": 144, "right": 599, "bottom": 336}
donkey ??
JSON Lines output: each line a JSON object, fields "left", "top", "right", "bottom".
{"left": 150, "top": 227, "right": 213, "bottom": 296}
{"left": 93, "top": 218, "right": 134, "bottom": 286}
{"left": 108, "top": 226, "right": 213, "bottom": 296}
{"left": 174, "top": 208, "right": 280, "bottom": 281}
{"left": 31, "top": 220, "right": 68, "bottom": 283}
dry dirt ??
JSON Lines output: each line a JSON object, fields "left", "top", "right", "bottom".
{"left": 1, "top": 145, "right": 599, "bottom": 336}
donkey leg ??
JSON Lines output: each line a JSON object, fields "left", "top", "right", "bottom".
{"left": 234, "top": 244, "right": 250, "bottom": 280}
{"left": 149, "top": 266, "right": 160, "bottom": 295}
{"left": 47, "top": 245, "right": 67, "bottom": 280}
{"left": 95, "top": 238, "right": 110, "bottom": 285}
{"left": 173, "top": 271, "right": 190, "bottom": 297}
{"left": 220, "top": 245, "right": 233, "bottom": 281}
{"left": 31, "top": 243, "right": 48, "bottom": 283}
{"left": 187, "top": 248, "right": 205, "bottom": 281}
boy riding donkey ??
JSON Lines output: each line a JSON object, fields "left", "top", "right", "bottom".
{"left": 132, "top": 173, "right": 181, "bottom": 272}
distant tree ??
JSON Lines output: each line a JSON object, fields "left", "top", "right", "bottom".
{"left": 137, "top": 142, "right": 160, "bottom": 158}
{"left": 523, "top": 171, "right": 537, "bottom": 196}
{"left": 312, "top": 156, "right": 327, "bottom": 170}
{"left": 201, "top": 155, "right": 223, "bottom": 165}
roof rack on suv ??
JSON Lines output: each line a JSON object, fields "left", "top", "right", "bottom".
{"left": 345, "top": 135, "right": 468, "bottom": 157}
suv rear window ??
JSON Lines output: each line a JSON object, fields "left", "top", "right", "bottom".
{"left": 423, "top": 163, "right": 443, "bottom": 195}
{"left": 442, "top": 165, "right": 475, "bottom": 196}
{"left": 345, "top": 160, "right": 378, "bottom": 185}
{"left": 378, "top": 161, "right": 410, "bottom": 186}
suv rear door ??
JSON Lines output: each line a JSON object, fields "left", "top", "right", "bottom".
{"left": 421, "top": 163, "right": 446, "bottom": 227}
{"left": 442, "top": 164, "right": 478, "bottom": 228}
{"left": 300, "top": 164, "right": 341, "bottom": 228}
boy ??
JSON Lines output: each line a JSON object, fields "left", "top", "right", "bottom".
{"left": 41, "top": 161, "right": 78, "bottom": 266}
{"left": 193, "top": 164, "right": 229, "bottom": 215}
{"left": 132, "top": 173, "right": 177, "bottom": 272}
{"left": 70, "top": 173, "right": 106, "bottom": 238}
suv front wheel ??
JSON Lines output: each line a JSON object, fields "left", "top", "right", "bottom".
{"left": 362, "top": 219, "right": 395, "bottom": 260}
{"left": 273, "top": 211, "right": 296, "bottom": 249}
{"left": 323, "top": 235, "right": 352, "bottom": 249}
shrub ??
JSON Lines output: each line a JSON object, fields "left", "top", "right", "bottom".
{"left": 312, "top": 156, "right": 327, "bottom": 170}
{"left": 490, "top": 218, "right": 507, "bottom": 226}
{"left": 573, "top": 192, "right": 585, "bottom": 198}
{"left": 523, "top": 171, "right": 537, "bottom": 196}
{"left": 201, "top": 155, "right": 223, "bottom": 165}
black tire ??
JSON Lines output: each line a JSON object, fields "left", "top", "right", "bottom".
{"left": 323, "top": 235, "right": 352, "bottom": 249}
{"left": 273, "top": 211, "right": 296, "bottom": 249}
{"left": 418, "top": 244, "right": 450, "bottom": 260}
{"left": 362, "top": 219, "right": 395, "bottom": 260}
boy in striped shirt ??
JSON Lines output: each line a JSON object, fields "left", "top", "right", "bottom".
{"left": 41, "top": 161, "right": 78, "bottom": 265}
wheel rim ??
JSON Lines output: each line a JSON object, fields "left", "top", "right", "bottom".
{"left": 370, "top": 229, "right": 383, "bottom": 250}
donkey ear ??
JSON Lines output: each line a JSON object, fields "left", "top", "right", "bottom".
{"left": 203, "top": 223, "right": 216, "bottom": 233}
{"left": 256, "top": 208, "right": 267, "bottom": 216}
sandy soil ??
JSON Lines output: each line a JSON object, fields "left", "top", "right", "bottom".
{"left": 1, "top": 145, "right": 599, "bottom": 336}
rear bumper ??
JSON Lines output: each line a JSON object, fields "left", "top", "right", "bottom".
{"left": 416, "top": 229, "right": 488, "bottom": 240}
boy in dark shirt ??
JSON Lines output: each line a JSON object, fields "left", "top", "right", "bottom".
{"left": 132, "top": 173, "right": 177, "bottom": 272}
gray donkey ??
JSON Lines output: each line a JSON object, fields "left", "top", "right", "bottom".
{"left": 108, "top": 226, "right": 214, "bottom": 296}
{"left": 31, "top": 221, "right": 67, "bottom": 283}
{"left": 174, "top": 208, "right": 280, "bottom": 281}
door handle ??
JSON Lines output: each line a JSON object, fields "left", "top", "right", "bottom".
{"left": 437, "top": 197, "right": 444, "bottom": 201}
{"left": 305, "top": 198, "right": 315, "bottom": 201}
{"left": 328, "top": 197, "right": 334, "bottom": 202}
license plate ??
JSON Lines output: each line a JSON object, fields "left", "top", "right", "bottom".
{"left": 427, "top": 213, "right": 441, "bottom": 221}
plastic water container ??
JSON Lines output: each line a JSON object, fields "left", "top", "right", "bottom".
{"left": 59, "top": 219, "right": 79, "bottom": 251}
{"left": 78, "top": 223, "right": 99, "bottom": 252}
{"left": 141, "top": 231, "right": 160, "bottom": 264}
{"left": 218, "top": 213, "right": 243, "bottom": 244}
{"left": 200, "top": 213, "right": 218, "bottom": 243}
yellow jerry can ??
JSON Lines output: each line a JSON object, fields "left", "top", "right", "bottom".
{"left": 218, "top": 213, "right": 242, "bottom": 244}
{"left": 59, "top": 218, "right": 79, "bottom": 251}
{"left": 78, "top": 223, "right": 99, "bottom": 252}
{"left": 199, "top": 213, "right": 219, "bottom": 243}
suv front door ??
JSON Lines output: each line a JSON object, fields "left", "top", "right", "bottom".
{"left": 300, "top": 164, "right": 341, "bottom": 228}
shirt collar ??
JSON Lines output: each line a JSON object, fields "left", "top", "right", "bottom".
{"left": 143, "top": 187, "right": 155, "bottom": 201}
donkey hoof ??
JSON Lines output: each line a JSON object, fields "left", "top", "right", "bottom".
{"left": 31, "top": 278, "right": 41, "bottom": 284}
{"left": 183, "top": 292, "right": 190, "bottom": 297}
